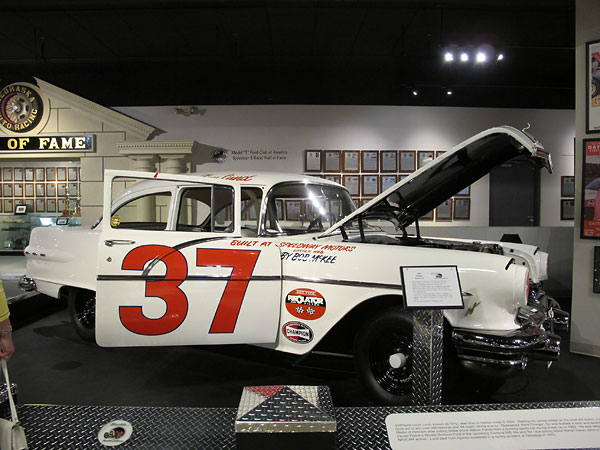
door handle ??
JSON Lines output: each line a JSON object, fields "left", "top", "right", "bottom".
{"left": 104, "top": 240, "right": 136, "bottom": 247}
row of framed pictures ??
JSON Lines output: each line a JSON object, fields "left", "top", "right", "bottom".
{"left": 317, "top": 173, "right": 470, "bottom": 198}
{"left": 0, "top": 167, "right": 80, "bottom": 182}
{"left": 0, "top": 198, "right": 79, "bottom": 214}
{"left": 305, "top": 149, "right": 442, "bottom": 173}
{"left": 268, "top": 197, "right": 471, "bottom": 222}
{"left": 1, "top": 182, "right": 79, "bottom": 198}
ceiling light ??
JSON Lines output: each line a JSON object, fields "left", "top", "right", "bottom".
{"left": 476, "top": 52, "right": 486, "bottom": 63}
{"left": 460, "top": 52, "right": 469, "bottom": 62}
{"left": 497, "top": 53, "right": 504, "bottom": 61}
{"left": 444, "top": 52, "right": 454, "bottom": 62}
{"left": 446, "top": 90, "right": 453, "bottom": 96}
{"left": 412, "top": 90, "right": 418, "bottom": 96}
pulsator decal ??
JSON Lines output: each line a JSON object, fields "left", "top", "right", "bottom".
{"left": 285, "top": 288, "right": 326, "bottom": 320}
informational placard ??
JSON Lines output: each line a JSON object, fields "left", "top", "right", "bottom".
{"left": 386, "top": 408, "right": 600, "bottom": 450}
{"left": 400, "top": 266, "right": 464, "bottom": 309}
{"left": 582, "top": 139, "right": 600, "bottom": 238}
{"left": 304, "top": 150, "right": 322, "bottom": 172}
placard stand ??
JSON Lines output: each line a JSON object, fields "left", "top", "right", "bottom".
{"left": 411, "top": 310, "right": 444, "bottom": 406}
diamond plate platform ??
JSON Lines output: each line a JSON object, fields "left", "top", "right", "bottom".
{"left": 5, "top": 401, "right": 600, "bottom": 449}
{"left": 235, "top": 385, "right": 336, "bottom": 433}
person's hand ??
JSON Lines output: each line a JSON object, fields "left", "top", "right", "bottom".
{"left": 0, "top": 332, "right": 14, "bottom": 360}
{"left": 0, "top": 319, "right": 14, "bottom": 360}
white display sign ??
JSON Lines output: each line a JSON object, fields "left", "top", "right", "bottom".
{"left": 386, "top": 408, "right": 600, "bottom": 450}
{"left": 400, "top": 266, "right": 463, "bottom": 309}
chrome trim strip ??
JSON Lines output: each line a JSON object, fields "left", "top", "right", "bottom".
{"left": 282, "top": 275, "right": 403, "bottom": 291}
{"left": 96, "top": 273, "right": 404, "bottom": 290}
{"left": 97, "top": 275, "right": 281, "bottom": 282}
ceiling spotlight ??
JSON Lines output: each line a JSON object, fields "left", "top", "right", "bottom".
{"left": 476, "top": 52, "right": 487, "bottom": 63}
{"left": 497, "top": 53, "right": 504, "bottom": 61}
{"left": 412, "top": 89, "right": 419, "bottom": 96}
{"left": 446, "top": 89, "right": 453, "bottom": 96}
{"left": 460, "top": 52, "right": 469, "bottom": 62}
{"left": 444, "top": 52, "right": 454, "bottom": 62}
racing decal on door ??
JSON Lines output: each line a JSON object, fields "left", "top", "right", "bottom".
{"left": 282, "top": 321, "right": 313, "bottom": 344}
{"left": 285, "top": 288, "right": 326, "bottom": 320}
{"left": 119, "top": 245, "right": 260, "bottom": 336}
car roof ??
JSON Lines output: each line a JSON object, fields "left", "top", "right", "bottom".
{"left": 110, "top": 170, "right": 344, "bottom": 205}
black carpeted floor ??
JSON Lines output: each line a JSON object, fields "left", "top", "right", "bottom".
{"left": 6, "top": 295, "right": 599, "bottom": 408}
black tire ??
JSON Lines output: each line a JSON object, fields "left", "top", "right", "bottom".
{"left": 68, "top": 289, "right": 96, "bottom": 342}
{"left": 354, "top": 306, "right": 413, "bottom": 405}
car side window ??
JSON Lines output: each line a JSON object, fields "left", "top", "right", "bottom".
{"left": 110, "top": 192, "right": 172, "bottom": 230}
{"left": 177, "top": 185, "right": 234, "bottom": 232}
{"left": 240, "top": 187, "right": 263, "bottom": 236}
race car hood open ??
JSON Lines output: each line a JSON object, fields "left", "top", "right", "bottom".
{"left": 319, "top": 125, "right": 552, "bottom": 236}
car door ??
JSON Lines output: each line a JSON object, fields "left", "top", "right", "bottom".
{"left": 95, "top": 170, "right": 281, "bottom": 347}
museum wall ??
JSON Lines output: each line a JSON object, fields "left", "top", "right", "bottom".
{"left": 116, "top": 104, "right": 575, "bottom": 294}
{"left": 572, "top": 0, "right": 600, "bottom": 358}
{"left": 116, "top": 104, "right": 575, "bottom": 229}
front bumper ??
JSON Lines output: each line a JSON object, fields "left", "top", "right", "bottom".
{"left": 452, "top": 285, "right": 569, "bottom": 370}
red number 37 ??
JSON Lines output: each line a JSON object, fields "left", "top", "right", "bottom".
{"left": 119, "top": 245, "right": 260, "bottom": 336}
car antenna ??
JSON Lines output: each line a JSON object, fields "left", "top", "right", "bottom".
{"left": 522, "top": 122, "right": 531, "bottom": 132}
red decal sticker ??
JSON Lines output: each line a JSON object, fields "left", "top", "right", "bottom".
{"left": 120, "top": 245, "right": 188, "bottom": 336}
{"left": 197, "top": 248, "right": 260, "bottom": 334}
{"left": 282, "top": 321, "right": 313, "bottom": 344}
{"left": 285, "top": 289, "right": 326, "bottom": 320}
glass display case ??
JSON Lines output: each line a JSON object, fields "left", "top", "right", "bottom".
{"left": 0, "top": 214, "right": 82, "bottom": 253}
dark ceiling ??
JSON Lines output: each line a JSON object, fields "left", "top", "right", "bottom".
{"left": 1, "top": 0, "right": 575, "bottom": 109}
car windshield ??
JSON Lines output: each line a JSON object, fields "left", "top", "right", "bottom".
{"left": 264, "top": 183, "right": 355, "bottom": 234}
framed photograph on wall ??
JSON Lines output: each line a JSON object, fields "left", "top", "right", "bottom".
{"left": 46, "top": 183, "right": 56, "bottom": 197}
{"left": 275, "top": 199, "right": 284, "bottom": 220}
{"left": 13, "top": 168, "right": 23, "bottom": 182}
{"left": 561, "top": 176, "right": 575, "bottom": 198}
{"left": 57, "top": 198, "right": 67, "bottom": 213}
{"left": 399, "top": 151, "right": 416, "bottom": 172}
{"left": 361, "top": 151, "right": 379, "bottom": 173}
{"left": 35, "top": 198, "right": 45, "bottom": 212}
{"left": 24, "top": 168, "right": 34, "bottom": 182}
{"left": 381, "top": 175, "right": 397, "bottom": 192}
{"left": 380, "top": 151, "right": 398, "bottom": 172}
{"left": 68, "top": 183, "right": 79, "bottom": 196}
{"left": 57, "top": 183, "right": 67, "bottom": 197}
{"left": 582, "top": 139, "right": 600, "bottom": 238}
{"left": 25, "top": 183, "right": 34, "bottom": 197}
{"left": 304, "top": 150, "right": 322, "bottom": 173}
{"left": 3, "top": 199, "right": 12, "bottom": 213}
{"left": 56, "top": 167, "right": 67, "bottom": 181}
{"left": 284, "top": 200, "right": 302, "bottom": 221}
{"left": 68, "top": 167, "right": 78, "bottom": 181}
{"left": 453, "top": 198, "right": 471, "bottom": 220}
{"left": 417, "top": 151, "right": 435, "bottom": 169}
{"left": 46, "top": 167, "right": 56, "bottom": 181}
{"left": 35, "top": 168, "right": 45, "bottom": 181}
{"left": 587, "top": 40, "right": 600, "bottom": 133}
{"left": 342, "top": 151, "right": 360, "bottom": 172}
{"left": 561, "top": 199, "right": 575, "bottom": 221}
{"left": 435, "top": 199, "right": 453, "bottom": 221}
{"left": 361, "top": 175, "right": 379, "bottom": 197}
{"left": 2, "top": 184, "right": 11, "bottom": 197}
{"left": 36, "top": 184, "right": 45, "bottom": 197}
{"left": 46, "top": 199, "right": 57, "bottom": 213}
{"left": 13, "top": 183, "right": 23, "bottom": 197}
{"left": 343, "top": 175, "right": 360, "bottom": 196}
{"left": 2, "top": 168, "right": 12, "bottom": 181}
{"left": 323, "top": 150, "right": 341, "bottom": 172}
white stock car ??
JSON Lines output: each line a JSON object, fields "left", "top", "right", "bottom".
{"left": 22, "top": 126, "right": 568, "bottom": 405}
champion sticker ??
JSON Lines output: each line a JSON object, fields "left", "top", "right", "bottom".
{"left": 285, "top": 289, "right": 326, "bottom": 320}
{"left": 282, "top": 321, "right": 313, "bottom": 344}
{"left": 98, "top": 420, "right": 133, "bottom": 446}
{"left": 111, "top": 217, "right": 121, "bottom": 227}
